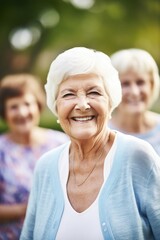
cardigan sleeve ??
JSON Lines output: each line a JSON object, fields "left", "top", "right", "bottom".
{"left": 145, "top": 159, "right": 160, "bottom": 239}
{"left": 20, "top": 163, "right": 40, "bottom": 240}
{"left": 20, "top": 143, "right": 67, "bottom": 240}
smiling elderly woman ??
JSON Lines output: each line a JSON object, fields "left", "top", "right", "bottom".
{"left": 20, "top": 47, "right": 160, "bottom": 240}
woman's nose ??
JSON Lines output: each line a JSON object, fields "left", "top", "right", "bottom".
{"left": 75, "top": 96, "right": 90, "bottom": 111}
{"left": 130, "top": 84, "right": 140, "bottom": 95}
{"left": 17, "top": 105, "right": 29, "bottom": 116}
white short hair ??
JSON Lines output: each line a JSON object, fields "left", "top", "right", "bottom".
{"left": 45, "top": 47, "right": 122, "bottom": 116}
{"left": 110, "top": 48, "right": 160, "bottom": 107}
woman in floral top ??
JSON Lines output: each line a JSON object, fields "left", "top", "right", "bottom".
{"left": 0, "top": 74, "right": 68, "bottom": 240}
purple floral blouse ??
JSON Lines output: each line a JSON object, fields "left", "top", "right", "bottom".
{"left": 0, "top": 129, "right": 68, "bottom": 240}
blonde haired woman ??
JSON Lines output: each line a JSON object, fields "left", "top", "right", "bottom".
{"left": 110, "top": 48, "right": 160, "bottom": 155}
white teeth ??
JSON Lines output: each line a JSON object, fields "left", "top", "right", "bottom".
{"left": 73, "top": 116, "right": 93, "bottom": 121}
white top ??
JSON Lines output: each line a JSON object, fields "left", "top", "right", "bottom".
{"left": 56, "top": 135, "right": 117, "bottom": 240}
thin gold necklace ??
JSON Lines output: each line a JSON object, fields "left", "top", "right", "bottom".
{"left": 72, "top": 156, "right": 99, "bottom": 187}
{"left": 72, "top": 132, "right": 110, "bottom": 187}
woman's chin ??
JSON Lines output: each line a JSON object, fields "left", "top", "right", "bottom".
{"left": 71, "top": 130, "right": 97, "bottom": 141}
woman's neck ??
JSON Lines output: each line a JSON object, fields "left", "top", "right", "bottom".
{"left": 7, "top": 127, "right": 45, "bottom": 146}
{"left": 69, "top": 128, "right": 114, "bottom": 162}
{"left": 111, "top": 110, "right": 157, "bottom": 134}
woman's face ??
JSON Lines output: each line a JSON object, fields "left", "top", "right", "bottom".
{"left": 118, "top": 70, "right": 153, "bottom": 115}
{"left": 56, "top": 73, "right": 111, "bottom": 140}
{"left": 5, "top": 92, "right": 40, "bottom": 135}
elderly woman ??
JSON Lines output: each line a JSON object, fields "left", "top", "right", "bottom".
{"left": 109, "top": 48, "right": 160, "bottom": 155}
{"left": 0, "top": 74, "right": 68, "bottom": 240}
{"left": 20, "top": 47, "right": 160, "bottom": 240}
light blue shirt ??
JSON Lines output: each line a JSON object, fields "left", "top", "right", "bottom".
{"left": 108, "top": 117, "right": 160, "bottom": 155}
{"left": 20, "top": 132, "right": 160, "bottom": 240}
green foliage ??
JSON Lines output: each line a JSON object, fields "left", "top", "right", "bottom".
{"left": 0, "top": 0, "right": 159, "bottom": 131}
{"left": 0, "top": 0, "right": 159, "bottom": 72}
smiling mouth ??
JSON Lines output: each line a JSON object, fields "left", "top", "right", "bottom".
{"left": 72, "top": 116, "right": 94, "bottom": 122}
{"left": 127, "top": 101, "right": 142, "bottom": 105}
{"left": 15, "top": 117, "right": 32, "bottom": 124}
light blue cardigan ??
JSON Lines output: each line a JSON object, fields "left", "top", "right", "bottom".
{"left": 20, "top": 132, "right": 160, "bottom": 240}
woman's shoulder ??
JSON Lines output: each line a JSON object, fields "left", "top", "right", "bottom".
{"left": 116, "top": 131, "right": 159, "bottom": 159}
{"left": 116, "top": 130, "right": 146, "bottom": 143}
{"left": 35, "top": 142, "right": 69, "bottom": 173}
{"left": 147, "top": 111, "right": 160, "bottom": 125}
{"left": 113, "top": 131, "right": 160, "bottom": 187}
{"left": 40, "top": 127, "right": 69, "bottom": 143}
{"left": 0, "top": 133, "right": 10, "bottom": 149}
{"left": 116, "top": 131, "right": 160, "bottom": 170}
{"left": 47, "top": 128, "right": 69, "bottom": 139}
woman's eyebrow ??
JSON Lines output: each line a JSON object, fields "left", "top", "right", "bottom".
{"left": 61, "top": 88, "right": 75, "bottom": 93}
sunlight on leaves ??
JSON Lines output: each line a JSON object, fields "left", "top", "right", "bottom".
{"left": 39, "top": 9, "right": 60, "bottom": 28}
{"left": 9, "top": 26, "right": 41, "bottom": 50}
{"left": 70, "top": 0, "right": 95, "bottom": 9}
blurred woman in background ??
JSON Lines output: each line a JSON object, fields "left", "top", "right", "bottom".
{"left": 110, "top": 48, "right": 160, "bottom": 155}
{"left": 0, "top": 74, "right": 68, "bottom": 239}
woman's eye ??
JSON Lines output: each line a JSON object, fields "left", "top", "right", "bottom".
{"left": 121, "top": 81, "right": 130, "bottom": 88}
{"left": 137, "top": 79, "right": 145, "bottom": 86}
{"left": 10, "top": 105, "right": 17, "bottom": 110}
{"left": 24, "top": 102, "right": 30, "bottom": 107}
{"left": 88, "top": 91, "right": 101, "bottom": 96}
{"left": 62, "top": 93, "right": 75, "bottom": 98}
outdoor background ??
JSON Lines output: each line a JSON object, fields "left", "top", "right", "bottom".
{"left": 0, "top": 0, "right": 160, "bottom": 132}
